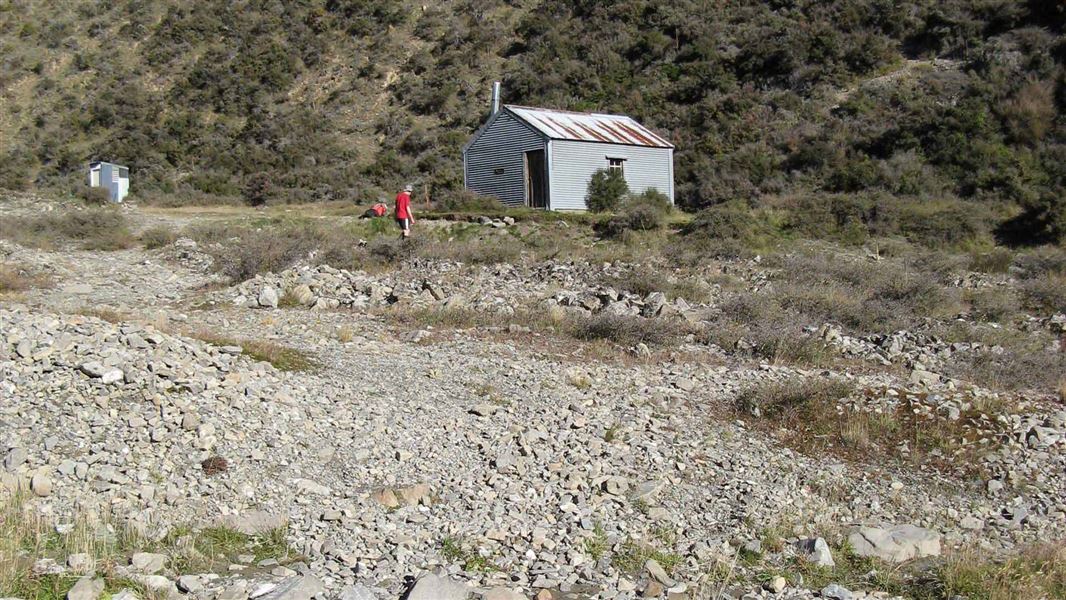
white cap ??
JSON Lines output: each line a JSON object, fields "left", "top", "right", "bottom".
{"left": 404, "top": 184, "right": 413, "bottom": 192}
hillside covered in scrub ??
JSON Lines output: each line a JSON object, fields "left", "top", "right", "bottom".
{"left": 0, "top": 0, "right": 1064, "bottom": 243}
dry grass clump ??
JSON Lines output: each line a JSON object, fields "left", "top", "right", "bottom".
{"left": 734, "top": 379, "right": 988, "bottom": 472}
{"left": 1020, "top": 272, "right": 1066, "bottom": 315}
{"left": 209, "top": 222, "right": 326, "bottom": 282}
{"left": 0, "top": 209, "right": 134, "bottom": 251}
{"left": 942, "top": 342, "right": 1066, "bottom": 395}
{"left": 754, "top": 540, "right": 1066, "bottom": 600}
{"left": 933, "top": 543, "right": 1066, "bottom": 600}
{"left": 139, "top": 226, "right": 178, "bottom": 249}
{"left": 191, "top": 218, "right": 534, "bottom": 283}
{"left": 0, "top": 263, "right": 53, "bottom": 293}
{"left": 188, "top": 330, "right": 316, "bottom": 372}
{"left": 567, "top": 312, "right": 682, "bottom": 347}
{"left": 0, "top": 494, "right": 295, "bottom": 598}
{"left": 964, "top": 286, "right": 1021, "bottom": 323}
{"left": 768, "top": 251, "right": 960, "bottom": 334}
{"left": 603, "top": 266, "right": 712, "bottom": 303}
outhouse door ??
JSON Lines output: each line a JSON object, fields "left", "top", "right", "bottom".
{"left": 524, "top": 150, "right": 547, "bottom": 209}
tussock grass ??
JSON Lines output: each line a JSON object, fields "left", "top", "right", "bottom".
{"left": 1, "top": 494, "right": 296, "bottom": 598}
{"left": 611, "top": 539, "right": 684, "bottom": 576}
{"left": 0, "top": 263, "right": 53, "bottom": 293}
{"left": 0, "top": 209, "right": 133, "bottom": 251}
{"left": 440, "top": 537, "right": 499, "bottom": 573}
{"left": 139, "top": 226, "right": 178, "bottom": 249}
{"left": 189, "top": 331, "right": 317, "bottom": 372}
{"left": 736, "top": 378, "right": 1012, "bottom": 474}
{"left": 567, "top": 312, "right": 682, "bottom": 347}
{"left": 755, "top": 541, "right": 1066, "bottom": 600}
{"left": 603, "top": 267, "right": 712, "bottom": 304}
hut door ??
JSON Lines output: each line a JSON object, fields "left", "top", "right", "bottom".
{"left": 524, "top": 150, "right": 547, "bottom": 209}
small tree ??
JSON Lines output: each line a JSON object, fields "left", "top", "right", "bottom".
{"left": 242, "top": 172, "right": 272, "bottom": 206}
{"left": 586, "top": 168, "right": 629, "bottom": 212}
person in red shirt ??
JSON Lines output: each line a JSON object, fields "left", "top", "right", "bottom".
{"left": 395, "top": 184, "right": 415, "bottom": 239}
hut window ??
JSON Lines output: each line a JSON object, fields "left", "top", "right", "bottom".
{"left": 607, "top": 157, "right": 625, "bottom": 174}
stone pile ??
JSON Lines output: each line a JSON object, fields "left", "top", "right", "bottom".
{"left": 228, "top": 262, "right": 710, "bottom": 322}
{"left": 817, "top": 325, "right": 984, "bottom": 370}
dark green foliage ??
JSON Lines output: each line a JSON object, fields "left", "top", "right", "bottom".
{"left": 685, "top": 202, "right": 775, "bottom": 247}
{"left": 242, "top": 173, "right": 273, "bottom": 207}
{"left": 586, "top": 169, "right": 629, "bottom": 213}
{"left": 600, "top": 189, "right": 672, "bottom": 237}
{"left": 0, "top": 0, "right": 1063, "bottom": 247}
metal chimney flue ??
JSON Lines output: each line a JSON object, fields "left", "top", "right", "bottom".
{"left": 491, "top": 81, "right": 501, "bottom": 115}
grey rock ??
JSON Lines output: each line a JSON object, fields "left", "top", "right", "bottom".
{"left": 3, "top": 447, "right": 27, "bottom": 471}
{"left": 136, "top": 575, "right": 178, "bottom": 598}
{"left": 796, "top": 537, "right": 834, "bottom": 567}
{"left": 407, "top": 573, "right": 469, "bottom": 600}
{"left": 67, "top": 577, "right": 105, "bottom": 600}
{"left": 258, "top": 286, "right": 279, "bottom": 309}
{"left": 130, "top": 552, "right": 167, "bottom": 574}
{"left": 470, "top": 404, "right": 499, "bottom": 417}
{"left": 820, "top": 583, "right": 852, "bottom": 600}
{"left": 257, "top": 576, "right": 324, "bottom": 600}
{"left": 766, "top": 576, "right": 786, "bottom": 594}
{"left": 909, "top": 369, "right": 940, "bottom": 387}
{"left": 337, "top": 584, "right": 376, "bottom": 600}
{"left": 644, "top": 559, "right": 675, "bottom": 587}
{"left": 217, "top": 582, "right": 249, "bottom": 600}
{"left": 177, "top": 575, "right": 203, "bottom": 594}
{"left": 481, "top": 589, "right": 527, "bottom": 600}
{"left": 847, "top": 524, "right": 941, "bottom": 563}
{"left": 67, "top": 553, "right": 93, "bottom": 574}
{"left": 30, "top": 472, "right": 52, "bottom": 497}
{"left": 215, "top": 511, "right": 288, "bottom": 536}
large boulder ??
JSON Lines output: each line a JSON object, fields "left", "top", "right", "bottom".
{"left": 67, "top": 577, "right": 105, "bottom": 600}
{"left": 258, "top": 286, "right": 279, "bottom": 309}
{"left": 796, "top": 537, "right": 834, "bottom": 567}
{"left": 214, "top": 511, "right": 288, "bottom": 535}
{"left": 406, "top": 573, "right": 469, "bottom": 600}
{"left": 258, "top": 576, "right": 325, "bottom": 600}
{"left": 847, "top": 524, "right": 941, "bottom": 563}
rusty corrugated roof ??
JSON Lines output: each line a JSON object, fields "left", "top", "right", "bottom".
{"left": 506, "top": 105, "right": 674, "bottom": 149}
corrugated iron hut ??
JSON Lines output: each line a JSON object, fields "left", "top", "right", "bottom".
{"left": 463, "top": 86, "right": 673, "bottom": 210}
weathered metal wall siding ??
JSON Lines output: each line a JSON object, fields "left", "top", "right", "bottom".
{"left": 464, "top": 112, "right": 546, "bottom": 207}
{"left": 100, "top": 163, "right": 118, "bottom": 202}
{"left": 548, "top": 141, "right": 674, "bottom": 210}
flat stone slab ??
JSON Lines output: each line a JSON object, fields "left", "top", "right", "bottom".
{"left": 847, "top": 524, "right": 941, "bottom": 563}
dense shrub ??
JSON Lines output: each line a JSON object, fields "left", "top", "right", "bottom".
{"left": 242, "top": 172, "right": 273, "bottom": 207}
{"left": 76, "top": 184, "right": 112, "bottom": 206}
{"left": 685, "top": 201, "right": 775, "bottom": 247}
{"left": 586, "top": 169, "right": 629, "bottom": 213}
{"left": 210, "top": 222, "right": 323, "bottom": 281}
{"left": 140, "top": 226, "right": 178, "bottom": 249}
{"left": 567, "top": 312, "right": 679, "bottom": 346}
{"left": 2, "top": 0, "right": 1064, "bottom": 250}
{"left": 599, "top": 189, "right": 672, "bottom": 238}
